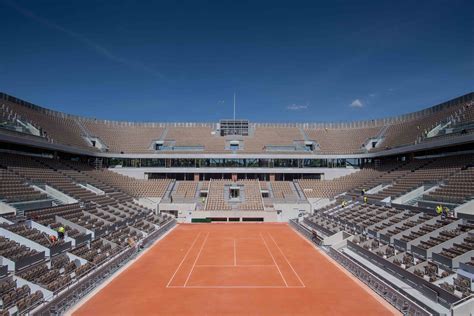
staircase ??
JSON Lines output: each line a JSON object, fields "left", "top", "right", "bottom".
{"left": 158, "top": 126, "right": 169, "bottom": 141}
{"left": 75, "top": 119, "right": 92, "bottom": 138}
{"left": 161, "top": 180, "right": 176, "bottom": 203}
{"left": 298, "top": 127, "right": 310, "bottom": 141}
{"left": 292, "top": 181, "right": 306, "bottom": 199}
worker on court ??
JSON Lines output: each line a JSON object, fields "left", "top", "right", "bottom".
{"left": 436, "top": 205, "right": 443, "bottom": 216}
{"left": 363, "top": 196, "right": 368, "bottom": 204}
{"left": 57, "top": 226, "right": 65, "bottom": 240}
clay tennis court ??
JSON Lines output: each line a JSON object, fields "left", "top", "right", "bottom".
{"left": 73, "top": 224, "right": 399, "bottom": 315}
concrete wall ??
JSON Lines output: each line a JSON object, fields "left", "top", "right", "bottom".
{"left": 0, "top": 216, "right": 14, "bottom": 225}
{"left": 273, "top": 202, "right": 311, "bottom": 222}
{"left": 188, "top": 210, "right": 278, "bottom": 223}
{"left": 159, "top": 202, "right": 196, "bottom": 222}
{"left": 392, "top": 186, "right": 426, "bottom": 204}
{"left": 0, "top": 256, "right": 15, "bottom": 271}
{"left": 31, "top": 184, "right": 78, "bottom": 204}
{"left": 455, "top": 199, "right": 474, "bottom": 217}
{"left": 110, "top": 168, "right": 148, "bottom": 179}
{"left": 0, "top": 201, "right": 16, "bottom": 215}
{"left": 451, "top": 296, "right": 474, "bottom": 316}
{"left": 307, "top": 198, "right": 332, "bottom": 213}
{"left": 135, "top": 197, "right": 162, "bottom": 211}
{"left": 169, "top": 203, "right": 309, "bottom": 223}
{"left": 320, "top": 168, "right": 359, "bottom": 180}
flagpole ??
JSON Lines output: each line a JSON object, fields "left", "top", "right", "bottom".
{"left": 233, "top": 92, "right": 236, "bottom": 121}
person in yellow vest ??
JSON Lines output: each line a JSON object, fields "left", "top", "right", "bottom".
{"left": 363, "top": 196, "right": 368, "bottom": 204}
{"left": 57, "top": 226, "right": 65, "bottom": 240}
{"left": 436, "top": 205, "right": 443, "bottom": 216}
{"left": 341, "top": 200, "right": 347, "bottom": 208}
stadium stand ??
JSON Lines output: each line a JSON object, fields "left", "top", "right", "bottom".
{"left": 0, "top": 169, "right": 47, "bottom": 203}
{"left": 0, "top": 91, "right": 473, "bottom": 315}
{"left": 367, "top": 155, "right": 473, "bottom": 201}
{"left": 1, "top": 92, "right": 472, "bottom": 155}
{"left": 172, "top": 181, "right": 199, "bottom": 200}
{"left": 1, "top": 99, "right": 92, "bottom": 150}
{"left": 0, "top": 154, "right": 175, "bottom": 314}
{"left": 423, "top": 166, "right": 474, "bottom": 205}
{"left": 81, "top": 120, "right": 165, "bottom": 153}
{"left": 242, "top": 126, "right": 304, "bottom": 153}
{"left": 304, "top": 126, "right": 382, "bottom": 154}
{"left": 205, "top": 179, "right": 264, "bottom": 211}
{"left": 164, "top": 126, "right": 225, "bottom": 152}
{"left": 83, "top": 169, "right": 171, "bottom": 198}
{"left": 298, "top": 168, "right": 381, "bottom": 198}
{"left": 270, "top": 181, "right": 297, "bottom": 200}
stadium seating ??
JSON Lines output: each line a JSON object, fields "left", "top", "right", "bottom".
{"left": 423, "top": 166, "right": 474, "bottom": 204}
{"left": 243, "top": 127, "right": 303, "bottom": 153}
{"left": 85, "top": 169, "right": 171, "bottom": 198}
{"left": 304, "top": 126, "right": 381, "bottom": 154}
{"left": 298, "top": 168, "right": 381, "bottom": 198}
{"left": 172, "top": 181, "right": 198, "bottom": 200}
{"left": 0, "top": 169, "right": 47, "bottom": 203}
{"left": 1, "top": 92, "right": 472, "bottom": 155}
{"left": 270, "top": 181, "right": 297, "bottom": 200}
{"left": 205, "top": 179, "right": 264, "bottom": 211}
{"left": 81, "top": 120, "right": 165, "bottom": 153}
{"left": 0, "top": 91, "right": 473, "bottom": 315}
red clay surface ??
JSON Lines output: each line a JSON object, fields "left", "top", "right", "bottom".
{"left": 74, "top": 224, "right": 398, "bottom": 315}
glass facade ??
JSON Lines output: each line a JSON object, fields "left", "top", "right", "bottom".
{"left": 105, "top": 157, "right": 365, "bottom": 168}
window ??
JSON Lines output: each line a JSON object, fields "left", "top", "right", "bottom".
{"left": 230, "top": 187, "right": 240, "bottom": 199}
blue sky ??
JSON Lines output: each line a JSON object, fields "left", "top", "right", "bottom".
{"left": 0, "top": 0, "right": 473, "bottom": 123}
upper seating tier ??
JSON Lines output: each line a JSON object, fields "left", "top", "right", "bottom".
{"left": 1, "top": 92, "right": 472, "bottom": 155}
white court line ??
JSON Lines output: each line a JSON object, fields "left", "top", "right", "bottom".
{"left": 268, "top": 232, "right": 306, "bottom": 287}
{"left": 194, "top": 264, "right": 275, "bottom": 267}
{"left": 260, "top": 233, "right": 288, "bottom": 287}
{"left": 169, "top": 285, "right": 305, "bottom": 289}
{"left": 166, "top": 232, "right": 202, "bottom": 287}
{"left": 234, "top": 239, "right": 237, "bottom": 266}
{"left": 289, "top": 227, "right": 401, "bottom": 315}
{"left": 184, "top": 232, "right": 209, "bottom": 286}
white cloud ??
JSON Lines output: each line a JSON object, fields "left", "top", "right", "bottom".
{"left": 286, "top": 104, "right": 308, "bottom": 111}
{"left": 369, "top": 93, "right": 376, "bottom": 97}
{"left": 350, "top": 99, "right": 364, "bottom": 108}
